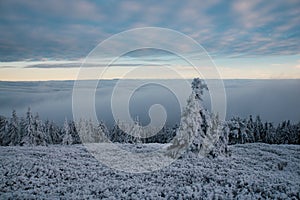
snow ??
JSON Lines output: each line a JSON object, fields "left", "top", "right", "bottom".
{"left": 0, "top": 143, "right": 299, "bottom": 199}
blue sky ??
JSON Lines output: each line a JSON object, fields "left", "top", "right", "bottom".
{"left": 0, "top": 0, "right": 299, "bottom": 80}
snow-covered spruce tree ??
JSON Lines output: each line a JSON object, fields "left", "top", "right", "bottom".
{"left": 88, "top": 119, "right": 97, "bottom": 143}
{"left": 228, "top": 117, "right": 250, "bottom": 144}
{"left": 43, "top": 120, "right": 52, "bottom": 144}
{"left": 62, "top": 118, "right": 73, "bottom": 145}
{"left": 8, "top": 110, "right": 20, "bottom": 146}
{"left": 254, "top": 115, "right": 264, "bottom": 142}
{"left": 87, "top": 119, "right": 97, "bottom": 143}
{"left": 0, "top": 115, "right": 9, "bottom": 146}
{"left": 130, "top": 118, "right": 142, "bottom": 145}
{"left": 265, "top": 122, "right": 276, "bottom": 144}
{"left": 167, "top": 78, "right": 229, "bottom": 158}
{"left": 111, "top": 120, "right": 128, "bottom": 143}
{"left": 69, "top": 120, "right": 81, "bottom": 144}
{"left": 20, "top": 107, "right": 36, "bottom": 146}
{"left": 110, "top": 121, "right": 120, "bottom": 142}
{"left": 246, "top": 115, "right": 255, "bottom": 143}
{"left": 289, "top": 122, "right": 300, "bottom": 144}
{"left": 147, "top": 125, "right": 174, "bottom": 143}
{"left": 297, "top": 122, "right": 300, "bottom": 144}
{"left": 277, "top": 120, "right": 295, "bottom": 144}
{"left": 206, "top": 114, "right": 229, "bottom": 158}
{"left": 76, "top": 119, "right": 86, "bottom": 143}
{"left": 95, "top": 121, "right": 109, "bottom": 143}
{"left": 88, "top": 119, "right": 108, "bottom": 143}
{"left": 44, "top": 119, "right": 61, "bottom": 144}
{"left": 110, "top": 119, "right": 144, "bottom": 144}
{"left": 49, "top": 120, "right": 62, "bottom": 144}
{"left": 33, "top": 113, "right": 47, "bottom": 146}
{"left": 77, "top": 119, "right": 96, "bottom": 143}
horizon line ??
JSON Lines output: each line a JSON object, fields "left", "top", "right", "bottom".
{"left": 0, "top": 78, "right": 300, "bottom": 82}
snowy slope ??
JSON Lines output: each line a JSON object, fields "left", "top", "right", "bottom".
{"left": 0, "top": 143, "right": 299, "bottom": 199}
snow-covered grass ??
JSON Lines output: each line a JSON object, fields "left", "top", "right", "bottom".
{"left": 0, "top": 143, "right": 299, "bottom": 199}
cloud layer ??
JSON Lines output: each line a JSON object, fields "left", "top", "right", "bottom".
{"left": 1, "top": 79, "right": 299, "bottom": 125}
{"left": 0, "top": 0, "right": 299, "bottom": 61}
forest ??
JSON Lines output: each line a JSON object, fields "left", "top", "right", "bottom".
{"left": 1, "top": 107, "right": 299, "bottom": 147}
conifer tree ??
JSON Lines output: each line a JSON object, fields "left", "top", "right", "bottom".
{"left": 0, "top": 115, "right": 9, "bottom": 146}
{"left": 20, "top": 107, "right": 35, "bottom": 146}
{"left": 62, "top": 118, "right": 73, "bottom": 145}
{"left": 33, "top": 113, "right": 47, "bottom": 146}
{"left": 8, "top": 110, "right": 20, "bottom": 146}
{"left": 167, "top": 78, "right": 229, "bottom": 158}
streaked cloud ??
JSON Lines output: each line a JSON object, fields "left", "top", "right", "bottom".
{"left": 0, "top": 0, "right": 299, "bottom": 79}
{"left": 0, "top": 0, "right": 299, "bottom": 61}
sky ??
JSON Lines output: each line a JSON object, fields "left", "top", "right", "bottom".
{"left": 0, "top": 0, "right": 300, "bottom": 80}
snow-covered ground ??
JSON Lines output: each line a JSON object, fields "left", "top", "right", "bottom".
{"left": 0, "top": 143, "right": 299, "bottom": 199}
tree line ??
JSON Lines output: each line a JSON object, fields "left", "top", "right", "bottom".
{"left": 0, "top": 108, "right": 178, "bottom": 146}
{"left": 0, "top": 108, "right": 299, "bottom": 147}
{"left": 228, "top": 115, "right": 300, "bottom": 145}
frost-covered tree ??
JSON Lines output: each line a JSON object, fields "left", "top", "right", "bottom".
{"left": 19, "top": 117, "right": 25, "bottom": 143}
{"left": 110, "top": 121, "right": 119, "bottom": 142}
{"left": 8, "top": 110, "right": 20, "bottom": 146}
{"left": 88, "top": 119, "right": 107, "bottom": 143}
{"left": 205, "top": 114, "right": 229, "bottom": 158}
{"left": 109, "top": 120, "right": 140, "bottom": 143}
{"left": 62, "top": 118, "right": 73, "bottom": 145}
{"left": 20, "top": 107, "right": 36, "bottom": 146}
{"left": 296, "top": 122, "right": 300, "bottom": 144}
{"left": 265, "top": 122, "right": 276, "bottom": 144}
{"left": 44, "top": 120, "right": 61, "bottom": 144}
{"left": 43, "top": 120, "right": 52, "bottom": 144}
{"left": 254, "top": 115, "right": 264, "bottom": 142}
{"left": 110, "top": 120, "right": 127, "bottom": 143}
{"left": 33, "top": 113, "right": 47, "bottom": 146}
{"left": 167, "top": 78, "right": 229, "bottom": 158}
{"left": 87, "top": 119, "right": 96, "bottom": 142}
{"left": 94, "top": 121, "right": 109, "bottom": 143}
{"left": 130, "top": 118, "right": 142, "bottom": 144}
{"left": 146, "top": 125, "right": 176, "bottom": 143}
{"left": 289, "top": 122, "right": 300, "bottom": 144}
{"left": 191, "top": 78, "right": 208, "bottom": 101}
{"left": 275, "top": 120, "right": 297, "bottom": 144}
{"left": 246, "top": 115, "right": 255, "bottom": 143}
{"left": 20, "top": 111, "right": 46, "bottom": 146}
{"left": 228, "top": 117, "right": 250, "bottom": 144}
{"left": 77, "top": 119, "right": 95, "bottom": 143}
{"left": 77, "top": 119, "right": 86, "bottom": 143}
{"left": 69, "top": 120, "right": 81, "bottom": 144}
{"left": 0, "top": 115, "right": 9, "bottom": 146}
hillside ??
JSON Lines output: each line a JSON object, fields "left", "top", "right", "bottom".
{"left": 0, "top": 143, "right": 299, "bottom": 199}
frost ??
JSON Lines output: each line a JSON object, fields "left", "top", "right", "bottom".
{"left": 0, "top": 143, "right": 299, "bottom": 199}
{"left": 167, "top": 78, "right": 229, "bottom": 158}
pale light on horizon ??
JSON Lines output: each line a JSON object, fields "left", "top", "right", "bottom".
{"left": 0, "top": 55, "right": 300, "bottom": 81}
